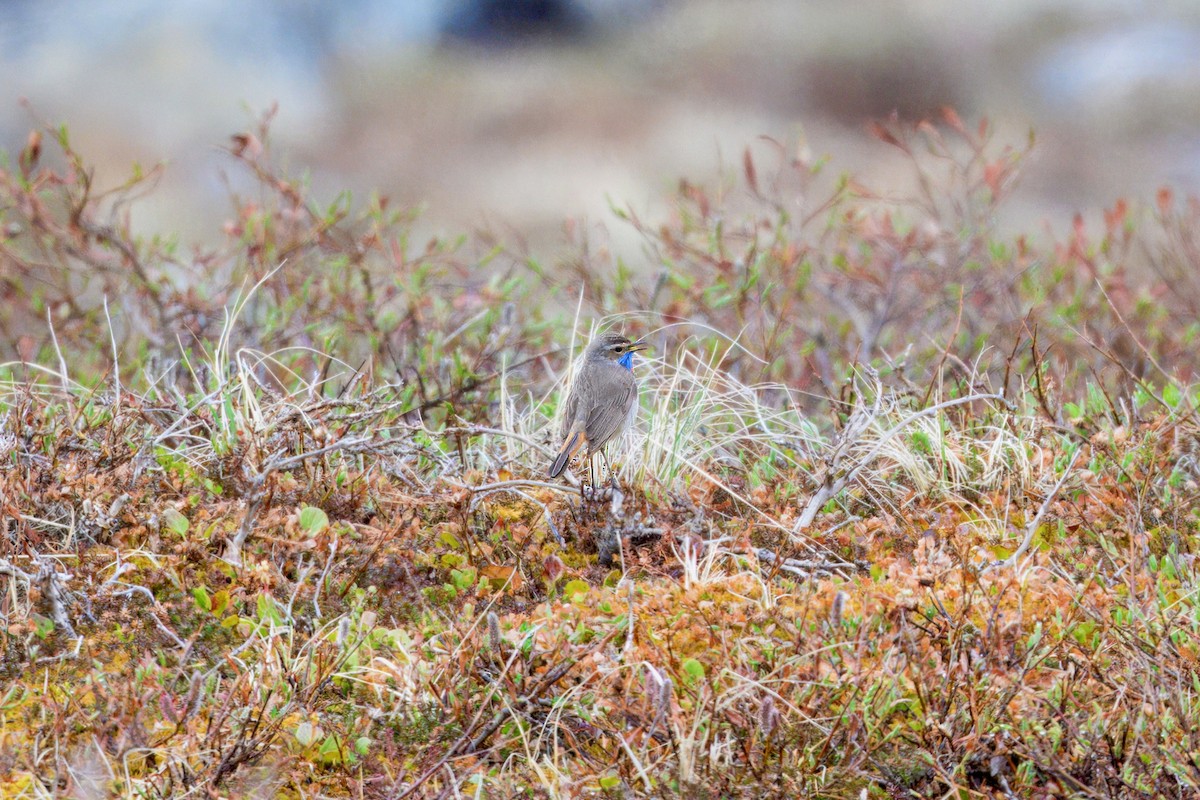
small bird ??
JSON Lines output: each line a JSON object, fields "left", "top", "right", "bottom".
{"left": 548, "top": 332, "right": 648, "bottom": 484}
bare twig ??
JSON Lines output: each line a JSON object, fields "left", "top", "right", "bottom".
{"left": 0, "top": 557, "right": 32, "bottom": 583}
{"left": 992, "top": 447, "right": 1082, "bottom": 570}
{"left": 109, "top": 582, "right": 189, "bottom": 649}
{"left": 443, "top": 424, "right": 557, "bottom": 459}
{"left": 10, "top": 557, "right": 81, "bottom": 641}
{"left": 312, "top": 536, "right": 338, "bottom": 620}
{"left": 754, "top": 547, "right": 863, "bottom": 580}
{"left": 443, "top": 477, "right": 581, "bottom": 496}
{"left": 464, "top": 659, "right": 576, "bottom": 753}
{"left": 227, "top": 434, "right": 375, "bottom": 565}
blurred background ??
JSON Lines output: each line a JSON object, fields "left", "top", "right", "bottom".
{"left": 2, "top": 0, "right": 1200, "bottom": 250}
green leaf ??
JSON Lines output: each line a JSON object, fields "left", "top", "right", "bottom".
{"left": 298, "top": 505, "right": 329, "bottom": 536}
{"left": 355, "top": 736, "right": 371, "bottom": 756}
{"left": 681, "top": 658, "right": 705, "bottom": 684}
{"left": 211, "top": 590, "right": 230, "bottom": 617}
{"left": 318, "top": 735, "right": 342, "bottom": 763}
{"left": 450, "top": 567, "right": 477, "bottom": 590}
{"left": 192, "top": 586, "right": 212, "bottom": 613}
{"left": 162, "top": 508, "right": 190, "bottom": 537}
{"left": 563, "top": 579, "right": 589, "bottom": 601}
{"left": 256, "top": 594, "right": 283, "bottom": 625}
{"left": 31, "top": 614, "right": 55, "bottom": 640}
{"left": 1164, "top": 382, "right": 1182, "bottom": 408}
{"left": 599, "top": 774, "right": 621, "bottom": 789}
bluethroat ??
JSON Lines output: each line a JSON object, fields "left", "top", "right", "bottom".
{"left": 548, "top": 332, "right": 648, "bottom": 485}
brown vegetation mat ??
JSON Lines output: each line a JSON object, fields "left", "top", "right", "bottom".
{"left": 3, "top": 112, "right": 1200, "bottom": 797}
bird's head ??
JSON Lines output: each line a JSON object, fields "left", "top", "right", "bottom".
{"left": 587, "top": 332, "right": 649, "bottom": 368}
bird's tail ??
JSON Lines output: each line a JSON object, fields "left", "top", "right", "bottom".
{"left": 548, "top": 430, "right": 585, "bottom": 478}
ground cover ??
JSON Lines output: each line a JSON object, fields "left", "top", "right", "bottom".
{"left": 2, "top": 112, "right": 1200, "bottom": 798}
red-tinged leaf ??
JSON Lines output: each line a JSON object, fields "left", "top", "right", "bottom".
{"left": 16, "top": 335, "right": 36, "bottom": 361}
{"left": 916, "top": 120, "right": 940, "bottom": 141}
{"left": 879, "top": 212, "right": 895, "bottom": 236}
{"left": 942, "top": 107, "right": 965, "bottom": 134}
{"left": 480, "top": 564, "right": 523, "bottom": 591}
{"left": 544, "top": 553, "right": 565, "bottom": 584}
{"left": 983, "top": 162, "right": 1004, "bottom": 196}
{"left": 1103, "top": 199, "right": 1127, "bottom": 235}
{"left": 978, "top": 116, "right": 989, "bottom": 139}
{"left": 867, "top": 120, "right": 902, "bottom": 149}
{"left": 1157, "top": 186, "right": 1173, "bottom": 216}
{"left": 19, "top": 129, "right": 41, "bottom": 175}
{"left": 230, "top": 132, "right": 263, "bottom": 159}
{"left": 743, "top": 146, "right": 759, "bottom": 196}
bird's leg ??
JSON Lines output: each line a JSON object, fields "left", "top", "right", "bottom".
{"left": 599, "top": 449, "right": 618, "bottom": 491}
{"left": 580, "top": 451, "right": 596, "bottom": 503}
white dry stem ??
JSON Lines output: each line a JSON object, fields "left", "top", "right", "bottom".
{"left": 4, "top": 556, "right": 81, "bottom": 642}
{"left": 507, "top": 489, "right": 564, "bottom": 546}
{"left": 312, "top": 536, "right": 338, "bottom": 620}
{"left": 443, "top": 477, "right": 568, "bottom": 544}
{"left": 991, "top": 447, "right": 1082, "bottom": 570}
{"left": 40, "top": 564, "right": 77, "bottom": 639}
{"left": 794, "top": 391, "right": 1009, "bottom": 536}
{"left": 754, "top": 547, "right": 859, "bottom": 580}
{"left": 622, "top": 581, "right": 636, "bottom": 662}
{"left": 0, "top": 558, "right": 33, "bottom": 627}
{"left": 108, "top": 582, "right": 189, "bottom": 650}
{"left": 443, "top": 476, "right": 580, "bottom": 495}
{"left": 45, "top": 307, "right": 70, "bottom": 397}
{"left": 103, "top": 295, "right": 121, "bottom": 408}
{"left": 102, "top": 557, "right": 189, "bottom": 649}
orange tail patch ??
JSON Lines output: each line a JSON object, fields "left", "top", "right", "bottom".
{"left": 548, "top": 430, "right": 587, "bottom": 478}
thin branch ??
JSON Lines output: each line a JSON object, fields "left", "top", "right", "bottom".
{"left": 754, "top": 547, "right": 864, "bottom": 580}
{"left": 35, "top": 559, "right": 78, "bottom": 640}
{"left": 443, "top": 477, "right": 581, "bottom": 495}
{"left": 109, "top": 582, "right": 189, "bottom": 649}
{"left": 992, "top": 447, "right": 1082, "bottom": 570}
{"left": 228, "top": 434, "right": 376, "bottom": 565}
{"left": 0, "top": 558, "right": 32, "bottom": 583}
{"left": 442, "top": 424, "right": 557, "bottom": 458}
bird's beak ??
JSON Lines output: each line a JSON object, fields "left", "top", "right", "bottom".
{"left": 628, "top": 339, "right": 650, "bottom": 352}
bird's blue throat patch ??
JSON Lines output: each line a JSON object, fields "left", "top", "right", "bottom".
{"left": 618, "top": 351, "right": 634, "bottom": 370}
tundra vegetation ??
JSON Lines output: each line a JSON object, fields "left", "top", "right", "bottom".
{"left": 2, "top": 110, "right": 1200, "bottom": 798}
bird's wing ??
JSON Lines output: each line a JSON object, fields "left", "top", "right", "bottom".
{"left": 560, "top": 382, "right": 580, "bottom": 440}
{"left": 584, "top": 372, "right": 637, "bottom": 451}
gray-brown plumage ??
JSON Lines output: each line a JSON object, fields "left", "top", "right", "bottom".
{"left": 548, "top": 332, "right": 648, "bottom": 480}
